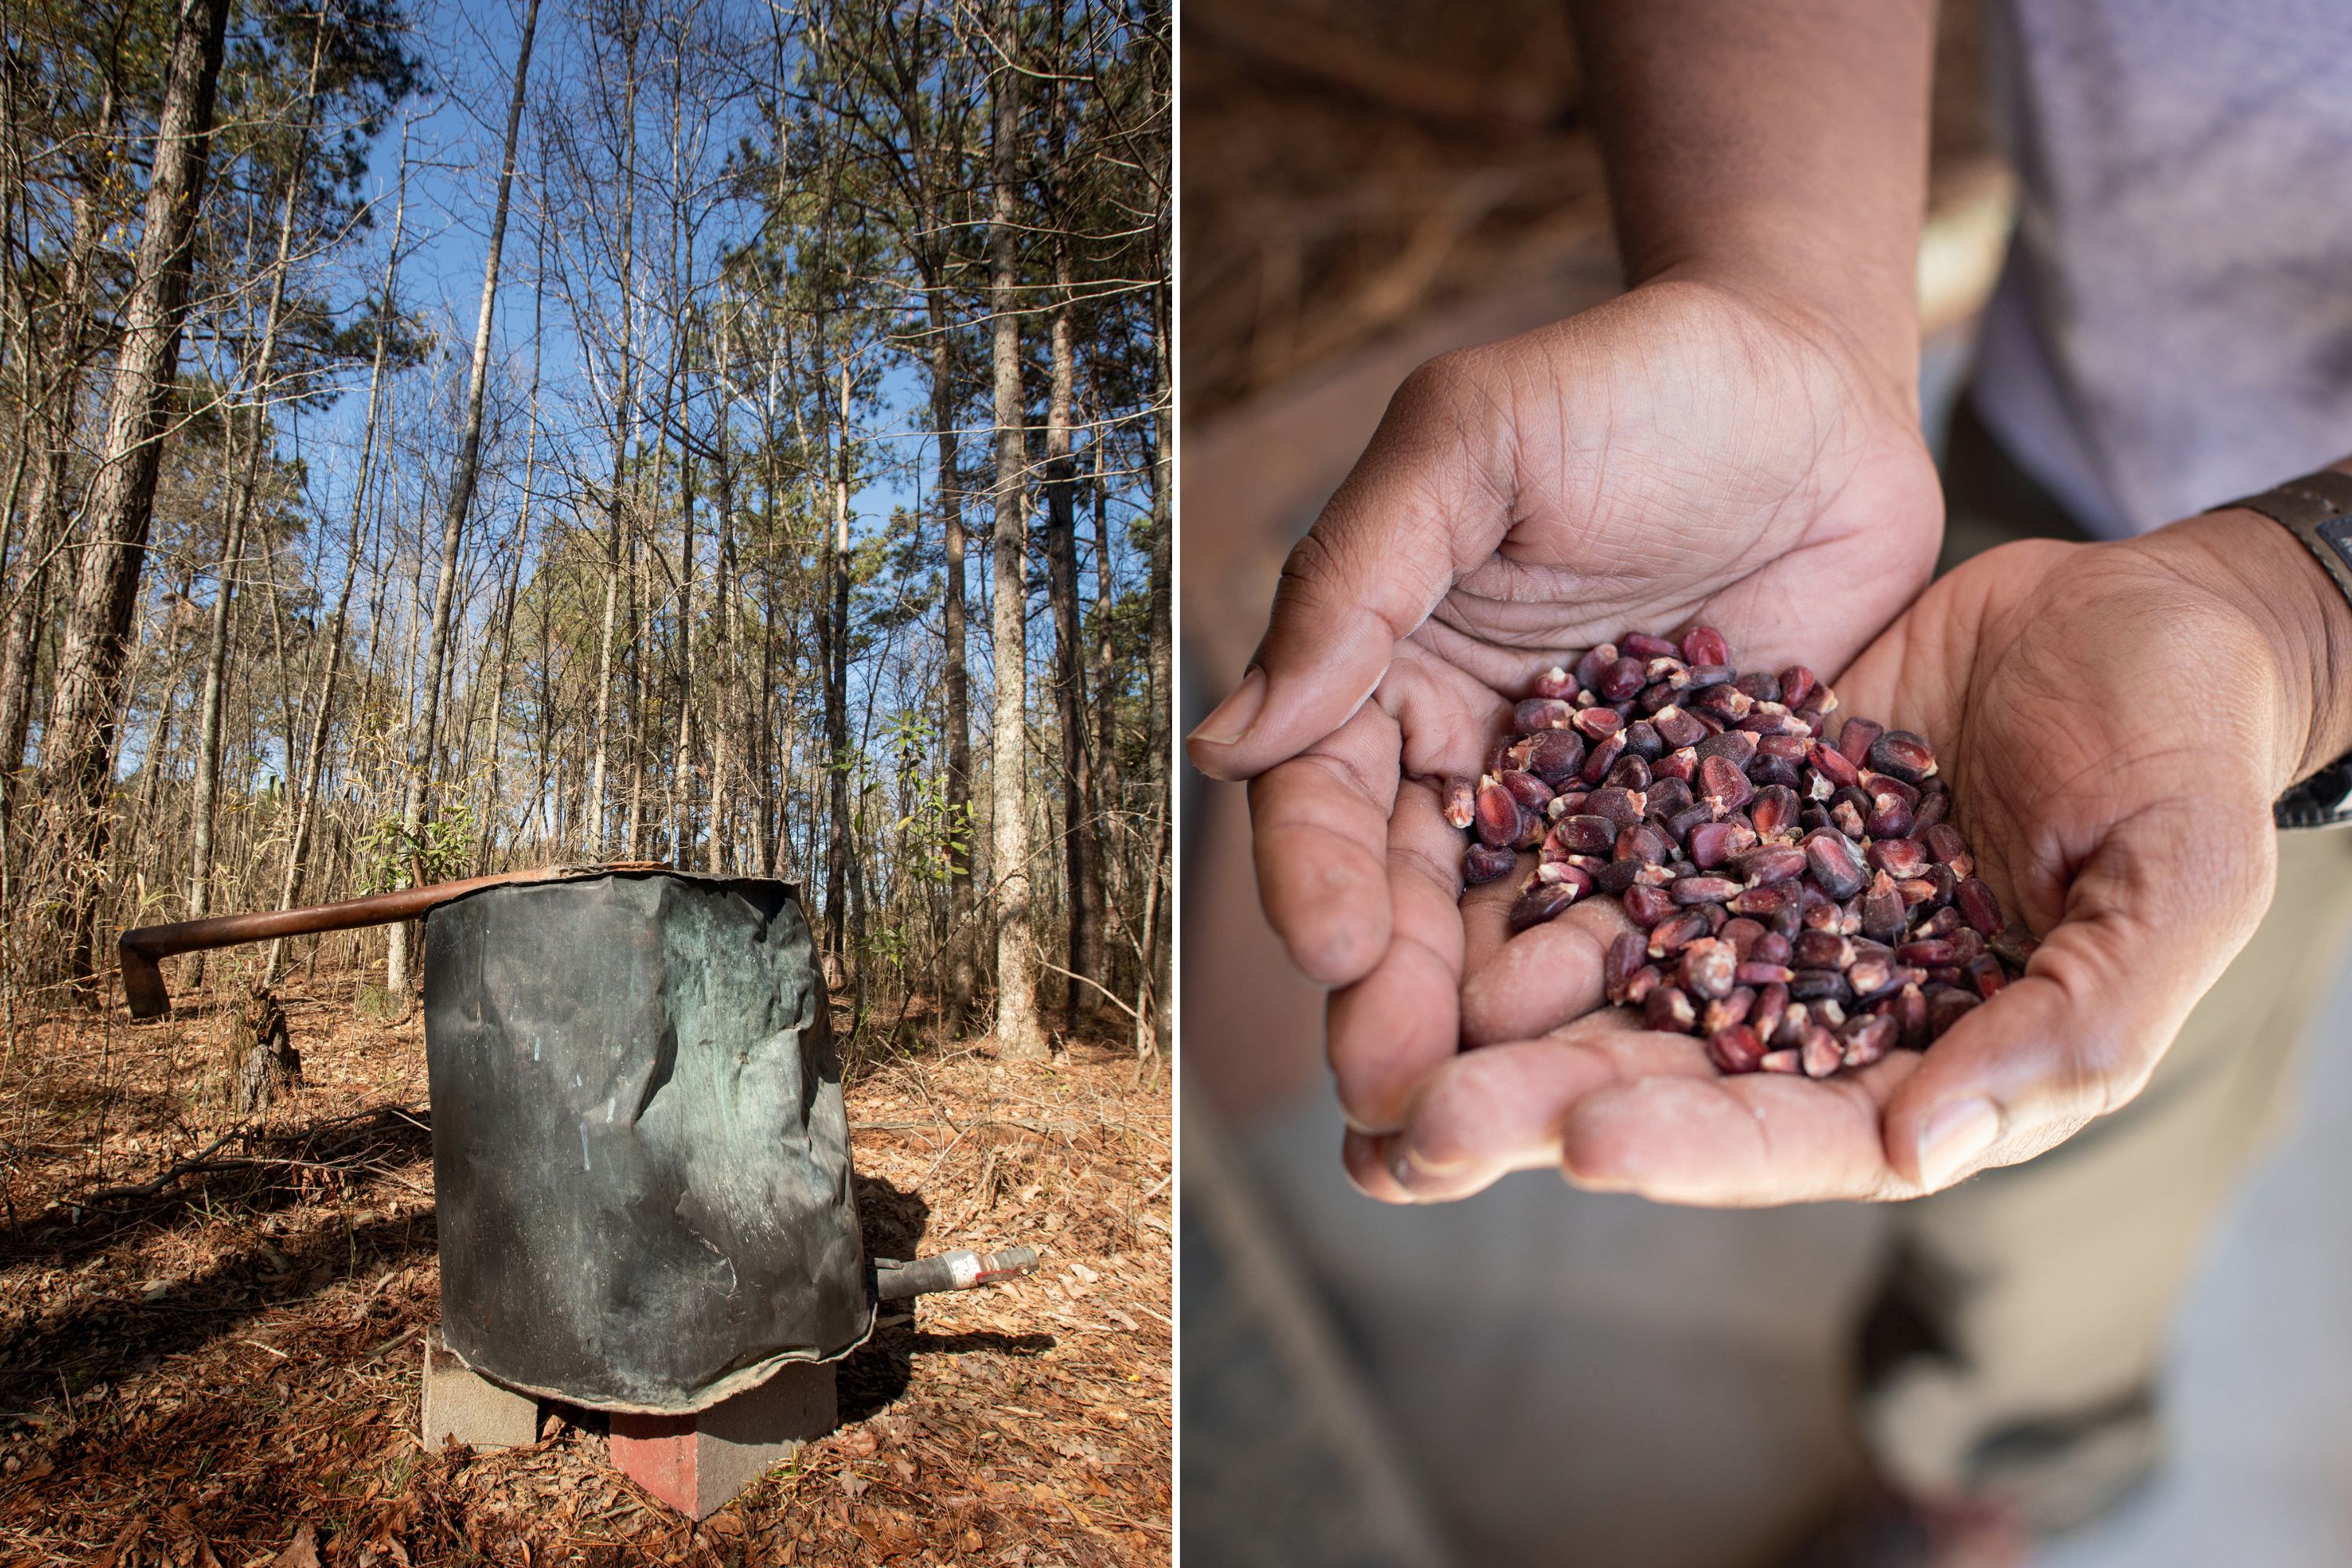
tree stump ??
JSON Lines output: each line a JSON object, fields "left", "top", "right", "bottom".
{"left": 227, "top": 985, "right": 300, "bottom": 1112}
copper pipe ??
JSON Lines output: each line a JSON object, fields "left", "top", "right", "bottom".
{"left": 118, "top": 862, "right": 667, "bottom": 1019}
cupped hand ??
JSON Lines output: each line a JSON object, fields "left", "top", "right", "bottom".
{"left": 1358, "top": 510, "right": 2339, "bottom": 1206}
{"left": 1185, "top": 278, "right": 1940, "bottom": 1134}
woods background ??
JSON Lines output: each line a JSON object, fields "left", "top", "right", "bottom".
{"left": 0, "top": 0, "right": 1171, "bottom": 1062}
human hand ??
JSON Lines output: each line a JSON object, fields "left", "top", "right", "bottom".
{"left": 1185, "top": 277, "right": 1941, "bottom": 1134}
{"left": 1352, "top": 508, "right": 2352, "bottom": 1205}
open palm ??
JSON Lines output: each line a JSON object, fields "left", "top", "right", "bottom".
{"left": 1189, "top": 278, "right": 1940, "bottom": 1134}
{"left": 1352, "top": 514, "right": 2320, "bottom": 1204}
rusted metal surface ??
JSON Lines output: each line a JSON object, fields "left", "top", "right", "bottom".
{"left": 115, "top": 862, "right": 666, "bottom": 1018}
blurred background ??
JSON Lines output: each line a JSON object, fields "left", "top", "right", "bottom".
{"left": 1177, "top": 2, "right": 2352, "bottom": 1564}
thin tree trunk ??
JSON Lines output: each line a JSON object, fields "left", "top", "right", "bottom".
{"left": 1089, "top": 426, "right": 1126, "bottom": 985}
{"left": 929, "top": 282, "right": 977, "bottom": 1039}
{"left": 185, "top": 14, "right": 331, "bottom": 979}
{"left": 673, "top": 394, "right": 697, "bottom": 863}
{"left": 620, "top": 325, "right": 676, "bottom": 863}
{"left": 183, "top": 408, "right": 247, "bottom": 962}
{"left": 386, "top": 0, "right": 539, "bottom": 996}
{"left": 1146, "top": 261, "right": 1172, "bottom": 1060}
{"left": 484, "top": 216, "right": 545, "bottom": 864}
{"left": 987, "top": 2, "right": 1044, "bottom": 1058}
{"left": 0, "top": 74, "right": 114, "bottom": 815}
{"left": 1043, "top": 241, "right": 1100, "bottom": 1023}
{"left": 755, "top": 418, "right": 781, "bottom": 877}
{"left": 588, "top": 529, "right": 622, "bottom": 850}
{"left": 622, "top": 532, "right": 642, "bottom": 855}
{"left": 709, "top": 298, "right": 739, "bottom": 874}
{"left": 818, "top": 351, "right": 855, "bottom": 984}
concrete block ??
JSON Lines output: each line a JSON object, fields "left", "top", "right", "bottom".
{"left": 609, "top": 1361, "right": 838, "bottom": 1518}
{"left": 421, "top": 1330, "right": 541, "bottom": 1450}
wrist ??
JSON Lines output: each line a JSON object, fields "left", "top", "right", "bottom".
{"left": 1570, "top": 0, "right": 1935, "bottom": 413}
{"left": 2163, "top": 504, "right": 2352, "bottom": 789}
{"left": 1638, "top": 255, "right": 1922, "bottom": 424}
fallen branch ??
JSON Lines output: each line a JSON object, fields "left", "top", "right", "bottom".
{"left": 68, "top": 1102, "right": 426, "bottom": 1207}
{"left": 1036, "top": 962, "right": 1141, "bottom": 1022}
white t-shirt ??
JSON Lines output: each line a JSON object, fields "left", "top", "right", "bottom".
{"left": 1972, "top": 0, "right": 2352, "bottom": 537}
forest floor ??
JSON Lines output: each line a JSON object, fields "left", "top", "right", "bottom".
{"left": 0, "top": 972, "right": 1171, "bottom": 1566}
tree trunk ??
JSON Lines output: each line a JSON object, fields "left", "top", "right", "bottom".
{"left": 183, "top": 411, "right": 249, "bottom": 973}
{"left": 483, "top": 220, "right": 545, "bottom": 865}
{"left": 580, "top": 15, "right": 643, "bottom": 859}
{"left": 386, "top": 0, "right": 539, "bottom": 996}
{"left": 186, "top": 14, "right": 329, "bottom": 980}
{"left": 0, "top": 74, "right": 113, "bottom": 816}
{"left": 1043, "top": 242, "right": 1100, "bottom": 1024}
{"left": 822, "top": 359, "right": 855, "bottom": 988}
{"left": 929, "top": 285, "right": 976, "bottom": 1040}
{"left": 1090, "top": 428, "right": 1127, "bottom": 988}
{"left": 588, "top": 526, "right": 622, "bottom": 851}
{"left": 624, "top": 513, "right": 648, "bottom": 858}
{"left": 1147, "top": 267, "right": 1172, "bottom": 1060}
{"left": 673, "top": 406, "right": 697, "bottom": 862}
{"left": 709, "top": 300, "right": 740, "bottom": 874}
{"left": 38, "top": 0, "right": 233, "bottom": 985}
{"left": 986, "top": 1, "right": 1044, "bottom": 1059}
{"left": 263, "top": 431, "right": 376, "bottom": 984}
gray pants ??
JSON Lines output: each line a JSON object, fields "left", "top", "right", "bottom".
{"left": 1857, "top": 400, "right": 2352, "bottom": 1530}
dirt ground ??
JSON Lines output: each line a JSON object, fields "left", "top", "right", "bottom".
{"left": 0, "top": 972, "right": 1171, "bottom": 1566}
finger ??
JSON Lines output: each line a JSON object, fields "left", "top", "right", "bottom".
{"left": 1882, "top": 798, "right": 2276, "bottom": 1190}
{"left": 1561, "top": 1049, "right": 1927, "bottom": 1207}
{"left": 1341, "top": 1127, "right": 1413, "bottom": 1203}
{"left": 1455, "top": 853, "right": 1523, "bottom": 980}
{"left": 1383, "top": 645, "right": 1513, "bottom": 782}
{"left": 1385, "top": 1014, "right": 1711, "bottom": 1202}
{"left": 1186, "top": 365, "right": 1504, "bottom": 782}
{"left": 1325, "top": 778, "right": 1475, "bottom": 1132}
{"left": 1459, "top": 894, "right": 1635, "bottom": 1047}
{"left": 1250, "top": 644, "right": 1505, "bottom": 989}
{"left": 1248, "top": 702, "right": 1403, "bottom": 987}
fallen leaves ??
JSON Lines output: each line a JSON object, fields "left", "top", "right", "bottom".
{"left": 0, "top": 978, "right": 1170, "bottom": 1566}
{"left": 273, "top": 1522, "right": 321, "bottom": 1568}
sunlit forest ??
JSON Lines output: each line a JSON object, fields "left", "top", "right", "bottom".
{"left": 0, "top": 0, "right": 1171, "bottom": 1059}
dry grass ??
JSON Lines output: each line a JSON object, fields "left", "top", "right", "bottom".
{"left": 0, "top": 974, "right": 1170, "bottom": 1566}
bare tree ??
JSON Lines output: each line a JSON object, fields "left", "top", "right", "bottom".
{"left": 0, "top": 0, "right": 1167, "bottom": 1066}
{"left": 986, "top": 0, "right": 1043, "bottom": 1058}
{"left": 262, "top": 145, "right": 405, "bottom": 985}
{"left": 185, "top": 9, "right": 333, "bottom": 980}
{"left": 385, "top": 0, "right": 541, "bottom": 995}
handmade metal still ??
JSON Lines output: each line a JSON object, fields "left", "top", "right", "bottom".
{"left": 119, "top": 865, "right": 1037, "bottom": 1515}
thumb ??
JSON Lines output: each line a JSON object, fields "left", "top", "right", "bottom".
{"left": 1883, "top": 797, "right": 2276, "bottom": 1191}
{"left": 1186, "top": 363, "right": 1507, "bottom": 781}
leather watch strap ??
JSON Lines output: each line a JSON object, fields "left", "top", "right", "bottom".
{"left": 2216, "top": 468, "right": 2352, "bottom": 829}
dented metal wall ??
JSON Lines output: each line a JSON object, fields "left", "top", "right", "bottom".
{"left": 423, "top": 869, "right": 870, "bottom": 1414}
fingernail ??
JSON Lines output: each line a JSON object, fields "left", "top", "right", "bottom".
{"left": 1915, "top": 1096, "right": 2001, "bottom": 1189}
{"left": 1341, "top": 1128, "right": 1403, "bottom": 1202}
{"left": 1189, "top": 666, "right": 1266, "bottom": 748}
